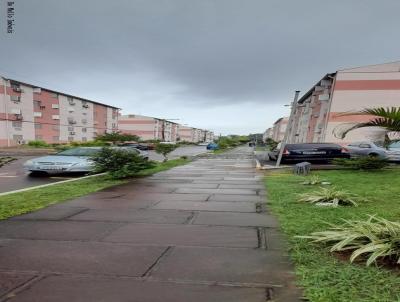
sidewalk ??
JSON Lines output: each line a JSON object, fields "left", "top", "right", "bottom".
{"left": 0, "top": 147, "right": 301, "bottom": 302}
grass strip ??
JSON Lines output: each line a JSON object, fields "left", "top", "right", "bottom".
{"left": 0, "top": 158, "right": 190, "bottom": 220}
{"left": 265, "top": 169, "right": 400, "bottom": 302}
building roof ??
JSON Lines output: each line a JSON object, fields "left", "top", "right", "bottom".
{"left": 297, "top": 73, "right": 336, "bottom": 104}
{"left": 2, "top": 76, "right": 120, "bottom": 109}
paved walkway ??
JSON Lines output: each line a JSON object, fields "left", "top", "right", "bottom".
{"left": 0, "top": 147, "right": 300, "bottom": 302}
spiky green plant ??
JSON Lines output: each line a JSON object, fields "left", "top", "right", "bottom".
{"left": 333, "top": 107, "right": 400, "bottom": 139}
{"left": 298, "top": 216, "right": 400, "bottom": 266}
{"left": 297, "top": 187, "right": 365, "bottom": 206}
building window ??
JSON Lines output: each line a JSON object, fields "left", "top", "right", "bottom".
{"left": 13, "top": 135, "right": 23, "bottom": 141}
{"left": 68, "top": 136, "right": 74, "bottom": 142}
{"left": 68, "top": 126, "right": 74, "bottom": 131}
{"left": 82, "top": 112, "right": 87, "bottom": 116}
{"left": 52, "top": 136, "right": 59, "bottom": 142}
{"left": 35, "top": 135, "right": 43, "bottom": 140}
{"left": 82, "top": 127, "right": 87, "bottom": 133}
{"left": 82, "top": 119, "right": 87, "bottom": 124}
{"left": 51, "top": 92, "right": 58, "bottom": 98}
{"left": 33, "top": 100, "right": 41, "bottom": 107}
{"left": 12, "top": 121, "right": 22, "bottom": 128}
{"left": 34, "top": 123, "right": 42, "bottom": 129}
{"left": 82, "top": 137, "right": 87, "bottom": 142}
{"left": 52, "top": 125, "right": 60, "bottom": 131}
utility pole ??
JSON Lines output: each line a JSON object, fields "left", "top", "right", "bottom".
{"left": 276, "top": 90, "right": 300, "bottom": 167}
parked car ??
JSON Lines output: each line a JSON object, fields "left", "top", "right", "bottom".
{"left": 387, "top": 141, "right": 400, "bottom": 162}
{"left": 206, "top": 143, "right": 219, "bottom": 150}
{"left": 346, "top": 141, "right": 400, "bottom": 162}
{"left": 268, "top": 143, "right": 350, "bottom": 163}
{"left": 120, "top": 142, "right": 151, "bottom": 151}
{"left": 23, "top": 147, "right": 148, "bottom": 175}
{"left": 345, "top": 141, "right": 387, "bottom": 159}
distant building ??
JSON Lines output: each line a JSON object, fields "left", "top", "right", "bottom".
{"left": 262, "top": 127, "right": 272, "bottom": 142}
{"left": 118, "top": 114, "right": 179, "bottom": 142}
{"left": 0, "top": 76, "right": 119, "bottom": 146}
{"left": 270, "top": 117, "right": 289, "bottom": 142}
{"left": 178, "top": 126, "right": 214, "bottom": 143}
{"left": 286, "top": 61, "right": 400, "bottom": 144}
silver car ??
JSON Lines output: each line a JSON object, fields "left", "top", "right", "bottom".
{"left": 345, "top": 141, "right": 400, "bottom": 162}
{"left": 24, "top": 147, "right": 149, "bottom": 174}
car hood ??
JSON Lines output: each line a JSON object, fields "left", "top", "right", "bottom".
{"left": 27, "top": 155, "right": 91, "bottom": 164}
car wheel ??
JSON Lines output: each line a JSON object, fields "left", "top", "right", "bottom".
{"left": 368, "top": 153, "right": 379, "bottom": 158}
{"left": 29, "top": 171, "right": 49, "bottom": 177}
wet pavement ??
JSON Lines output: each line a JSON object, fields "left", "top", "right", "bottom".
{"left": 0, "top": 146, "right": 301, "bottom": 301}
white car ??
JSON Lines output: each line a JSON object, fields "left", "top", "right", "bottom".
{"left": 24, "top": 147, "right": 149, "bottom": 174}
{"left": 345, "top": 141, "right": 400, "bottom": 162}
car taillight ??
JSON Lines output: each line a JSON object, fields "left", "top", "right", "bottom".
{"left": 341, "top": 147, "right": 349, "bottom": 153}
{"left": 283, "top": 149, "right": 290, "bottom": 155}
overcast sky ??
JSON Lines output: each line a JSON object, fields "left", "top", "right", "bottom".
{"left": 1, "top": 0, "right": 400, "bottom": 135}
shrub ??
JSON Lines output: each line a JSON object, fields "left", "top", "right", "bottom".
{"left": 91, "top": 147, "right": 154, "bottom": 179}
{"left": 298, "top": 216, "right": 400, "bottom": 266}
{"left": 333, "top": 157, "right": 389, "bottom": 170}
{"left": 155, "top": 143, "right": 178, "bottom": 162}
{"left": 27, "top": 140, "right": 50, "bottom": 148}
{"left": 297, "top": 187, "right": 366, "bottom": 207}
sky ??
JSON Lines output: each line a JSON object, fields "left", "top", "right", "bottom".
{"left": 1, "top": 0, "right": 400, "bottom": 135}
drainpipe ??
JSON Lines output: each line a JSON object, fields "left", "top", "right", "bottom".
{"left": 2, "top": 78, "right": 10, "bottom": 147}
{"left": 321, "top": 73, "right": 337, "bottom": 142}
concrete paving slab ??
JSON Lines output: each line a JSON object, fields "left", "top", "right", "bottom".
{"left": 152, "top": 201, "right": 256, "bottom": 212}
{"left": 60, "top": 198, "right": 157, "bottom": 210}
{"left": 142, "top": 183, "right": 219, "bottom": 189}
{"left": 122, "top": 193, "right": 211, "bottom": 202}
{"left": 0, "top": 220, "right": 122, "bottom": 241}
{"left": 174, "top": 188, "right": 258, "bottom": 195}
{"left": 193, "top": 212, "right": 278, "bottom": 227}
{"left": 0, "top": 272, "right": 37, "bottom": 297}
{"left": 10, "top": 207, "right": 87, "bottom": 221}
{"left": 68, "top": 209, "right": 192, "bottom": 223}
{"left": 218, "top": 184, "right": 265, "bottom": 189}
{"left": 0, "top": 240, "right": 166, "bottom": 276}
{"left": 9, "top": 276, "right": 269, "bottom": 302}
{"left": 151, "top": 246, "right": 294, "bottom": 285}
{"left": 209, "top": 194, "right": 264, "bottom": 203}
{"left": 103, "top": 224, "right": 257, "bottom": 248}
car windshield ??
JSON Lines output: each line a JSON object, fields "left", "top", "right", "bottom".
{"left": 56, "top": 148, "right": 101, "bottom": 156}
{"left": 388, "top": 141, "right": 400, "bottom": 149}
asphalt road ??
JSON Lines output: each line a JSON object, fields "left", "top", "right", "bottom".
{"left": 0, "top": 146, "right": 210, "bottom": 194}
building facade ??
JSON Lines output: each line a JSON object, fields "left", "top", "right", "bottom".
{"left": 262, "top": 127, "right": 272, "bottom": 143}
{"left": 0, "top": 76, "right": 118, "bottom": 146}
{"left": 286, "top": 61, "right": 400, "bottom": 144}
{"left": 118, "top": 114, "right": 180, "bottom": 142}
{"left": 270, "top": 117, "right": 289, "bottom": 142}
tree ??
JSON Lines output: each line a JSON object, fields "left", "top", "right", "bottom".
{"left": 155, "top": 143, "right": 177, "bottom": 162}
{"left": 333, "top": 107, "right": 400, "bottom": 141}
{"left": 95, "top": 131, "right": 140, "bottom": 145}
{"left": 91, "top": 147, "right": 153, "bottom": 179}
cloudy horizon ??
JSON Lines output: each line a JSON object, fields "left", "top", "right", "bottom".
{"left": 1, "top": 0, "right": 400, "bottom": 135}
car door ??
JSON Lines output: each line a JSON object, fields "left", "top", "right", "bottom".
{"left": 357, "top": 143, "right": 372, "bottom": 156}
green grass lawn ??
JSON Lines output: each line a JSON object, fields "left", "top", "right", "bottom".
{"left": 265, "top": 168, "right": 400, "bottom": 302}
{"left": 0, "top": 158, "right": 190, "bottom": 220}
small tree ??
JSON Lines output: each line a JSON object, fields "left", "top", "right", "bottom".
{"left": 155, "top": 143, "right": 178, "bottom": 162}
{"left": 91, "top": 147, "right": 154, "bottom": 179}
{"left": 95, "top": 131, "right": 140, "bottom": 145}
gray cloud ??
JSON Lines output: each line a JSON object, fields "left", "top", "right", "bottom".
{"left": 1, "top": 0, "right": 400, "bottom": 134}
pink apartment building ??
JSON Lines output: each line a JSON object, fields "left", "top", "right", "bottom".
{"left": 269, "top": 117, "right": 289, "bottom": 142}
{"left": 118, "top": 114, "right": 179, "bottom": 142}
{"left": 119, "top": 115, "right": 214, "bottom": 143}
{"left": 285, "top": 61, "right": 400, "bottom": 144}
{"left": 0, "top": 76, "right": 119, "bottom": 147}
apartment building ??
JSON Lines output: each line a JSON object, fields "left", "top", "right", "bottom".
{"left": 118, "top": 114, "right": 180, "bottom": 142}
{"left": 285, "top": 61, "right": 400, "bottom": 144}
{"left": 178, "top": 126, "right": 197, "bottom": 142}
{"left": 0, "top": 76, "right": 119, "bottom": 146}
{"left": 269, "top": 117, "right": 289, "bottom": 142}
{"left": 262, "top": 127, "right": 272, "bottom": 142}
